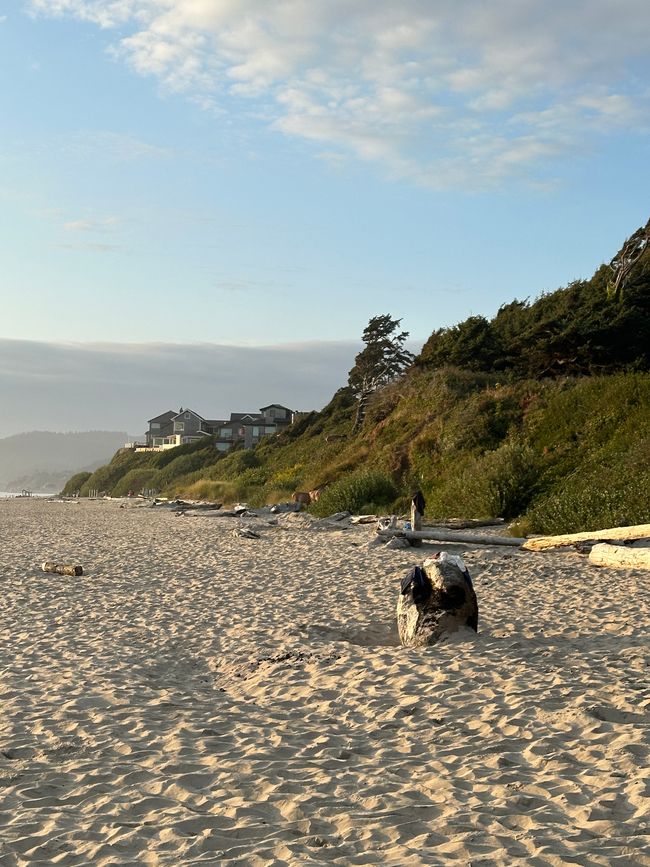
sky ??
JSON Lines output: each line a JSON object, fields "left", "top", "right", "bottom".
{"left": 1, "top": 0, "right": 649, "bottom": 434}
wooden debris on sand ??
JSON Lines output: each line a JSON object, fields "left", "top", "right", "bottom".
{"left": 589, "top": 543, "right": 650, "bottom": 570}
{"left": 42, "top": 562, "right": 83, "bottom": 577}
{"left": 397, "top": 553, "right": 478, "bottom": 648}
{"left": 523, "top": 523, "right": 650, "bottom": 551}
{"left": 378, "top": 527, "right": 524, "bottom": 547}
{"left": 233, "top": 527, "right": 261, "bottom": 540}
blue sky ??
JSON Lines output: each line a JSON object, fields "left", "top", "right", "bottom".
{"left": 1, "top": 0, "right": 649, "bottom": 433}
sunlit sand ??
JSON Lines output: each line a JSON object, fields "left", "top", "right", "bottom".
{"left": 1, "top": 498, "right": 648, "bottom": 865}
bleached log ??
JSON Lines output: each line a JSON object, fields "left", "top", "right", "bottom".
{"left": 588, "top": 543, "right": 650, "bottom": 570}
{"left": 523, "top": 523, "right": 650, "bottom": 551}
{"left": 42, "top": 562, "right": 83, "bottom": 576}
{"left": 378, "top": 528, "right": 524, "bottom": 547}
{"left": 410, "top": 498, "right": 423, "bottom": 548}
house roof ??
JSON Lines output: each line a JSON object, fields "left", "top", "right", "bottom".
{"left": 172, "top": 408, "right": 206, "bottom": 421}
{"left": 147, "top": 410, "right": 176, "bottom": 424}
{"left": 229, "top": 412, "right": 261, "bottom": 422}
{"left": 259, "top": 404, "right": 293, "bottom": 412}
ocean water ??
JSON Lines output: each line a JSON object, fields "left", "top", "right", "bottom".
{"left": 0, "top": 491, "right": 51, "bottom": 499}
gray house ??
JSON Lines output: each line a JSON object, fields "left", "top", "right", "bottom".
{"left": 170, "top": 408, "right": 214, "bottom": 443}
{"left": 145, "top": 410, "right": 176, "bottom": 447}
{"left": 140, "top": 403, "right": 295, "bottom": 453}
{"left": 145, "top": 407, "right": 214, "bottom": 449}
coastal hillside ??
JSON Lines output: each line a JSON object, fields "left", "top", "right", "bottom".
{"left": 67, "top": 221, "right": 650, "bottom": 534}
{"left": 0, "top": 430, "right": 131, "bottom": 493}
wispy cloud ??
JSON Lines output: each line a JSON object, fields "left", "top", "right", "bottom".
{"left": 64, "top": 216, "right": 120, "bottom": 232}
{"left": 61, "top": 130, "right": 174, "bottom": 162}
{"left": 28, "top": 0, "right": 650, "bottom": 189}
{"left": 58, "top": 242, "right": 121, "bottom": 252}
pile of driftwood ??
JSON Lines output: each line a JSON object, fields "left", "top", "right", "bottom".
{"left": 523, "top": 523, "right": 650, "bottom": 570}
{"left": 377, "top": 515, "right": 650, "bottom": 570}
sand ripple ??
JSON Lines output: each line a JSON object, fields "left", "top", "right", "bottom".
{"left": 0, "top": 498, "right": 648, "bottom": 865}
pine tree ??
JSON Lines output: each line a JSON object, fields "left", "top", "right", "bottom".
{"left": 348, "top": 314, "right": 414, "bottom": 431}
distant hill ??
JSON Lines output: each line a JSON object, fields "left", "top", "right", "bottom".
{"left": 0, "top": 431, "right": 131, "bottom": 493}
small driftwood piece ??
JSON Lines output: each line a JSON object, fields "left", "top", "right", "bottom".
{"left": 410, "top": 491, "right": 424, "bottom": 549}
{"left": 232, "top": 527, "right": 260, "bottom": 539}
{"left": 522, "top": 523, "right": 650, "bottom": 551}
{"left": 350, "top": 514, "right": 379, "bottom": 525}
{"left": 589, "top": 543, "right": 650, "bottom": 570}
{"left": 378, "top": 528, "right": 523, "bottom": 547}
{"left": 42, "top": 562, "right": 83, "bottom": 577}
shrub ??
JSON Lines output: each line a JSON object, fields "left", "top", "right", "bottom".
{"left": 231, "top": 467, "right": 269, "bottom": 501}
{"left": 79, "top": 450, "right": 153, "bottom": 496}
{"left": 156, "top": 449, "right": 219, "bottom": 488}
{"left": 311, "top": 470, "right": 398, "bottom": 516}
{"left": 267, "top": 464, "right": 304, "bottom": 492}
{"left": 429, "top": 440, "right": 540, "bottom": 521}
{"left": 61, "top": 471, "right": 92, "bottom": 496}
{"left": 219, "top": 448, "right": 261, "bottom": 477}
{"left": 112, "top": 468, "right": 162, "bottom": 497}
{"left": 526, "top": 464, "right": 650, "bottom": 534}
{"left": 180, "top": 479, "right": 238, "bottom": 502}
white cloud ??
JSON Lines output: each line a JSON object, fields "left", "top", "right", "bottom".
{"left": 64, "top": 216, "right": 120, "bottom": 231}
{"left": 58, "top": 242, "right": 121, "bottom": 252}
{"left": 62, "top": 130, "right": 174, "bottom": 161}
{"left": 27, "top": 0, "right": 650, "bottom": 189}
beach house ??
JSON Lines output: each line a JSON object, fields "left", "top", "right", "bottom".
{"left": 136, "top": 404, "right": 295, "bottom": 452}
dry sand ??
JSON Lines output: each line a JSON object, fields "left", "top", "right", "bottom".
{"left": 0, "top": 497, "right": 648, "bottom": 866}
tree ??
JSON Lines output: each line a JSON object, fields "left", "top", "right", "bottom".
{"left": 607, "top": 218, "right": 650, "bottom": 301}
{"left": 348, "top": 314, "right": 414, "bottom": 431}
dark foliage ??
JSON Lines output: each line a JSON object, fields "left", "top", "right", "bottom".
{"left": 418, "top": 228, "right": 650, "bottom": 378}
{"left": 348, "top": 315, "right": 415, "bottom": 396}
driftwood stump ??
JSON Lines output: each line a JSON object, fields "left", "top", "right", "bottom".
{"left": 397, "top": 553, "right": 478, "bottom": 647}
{"left": 42, "top": 562, "right": 83, "bottom": 577}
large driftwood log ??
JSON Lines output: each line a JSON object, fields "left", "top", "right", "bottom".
{"left": 42, "top": 562, "right": 83, "bottom": 576}
{"left": 588, "top": 543, "right": 650, "bottom": 570}
{"left": 378, "top": 528, "right": 523, "bottom": 547}
{"left": 397, "top": 554, "right": 478, "bottom": 648}
{"left": 523, "top": 523, "right": 650, "bottom": 551}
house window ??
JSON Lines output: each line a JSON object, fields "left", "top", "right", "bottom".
{"left": 220, "top": 428, "right": 232, "bottom": 438}
{"left": 185, "top": 412, "right": 191, "bottom": 419}
{"left": 153, "top": 437, "right": 163, "bottom": 445}
{"left": 216, "top": 442, "right": 230, "bottom": 452}
{"left": 174, "top": 421, "right": 184, "bottom": 432}
{"left": 151, "top": 422, "right": 160, "bottom": 430}
{"left": 264, "top": 426, "right": 275, "bottom": 434}
{"left": 252, "top": 426, "right": 260, "bottom": 436}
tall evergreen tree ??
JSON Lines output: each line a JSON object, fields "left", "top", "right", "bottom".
{"left": 348, "top": 314, "right": 414, "bottom": 431}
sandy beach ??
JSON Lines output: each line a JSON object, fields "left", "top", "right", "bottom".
{"left": 0, "top": 497, "right": 648, "bottom": 866}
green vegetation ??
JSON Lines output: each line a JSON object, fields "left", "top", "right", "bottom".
{"left": 61, "top": 471, "right": 92, "bottom": 496}
{"left": 64, "top": 221, "right": 650, "bottom": 534}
